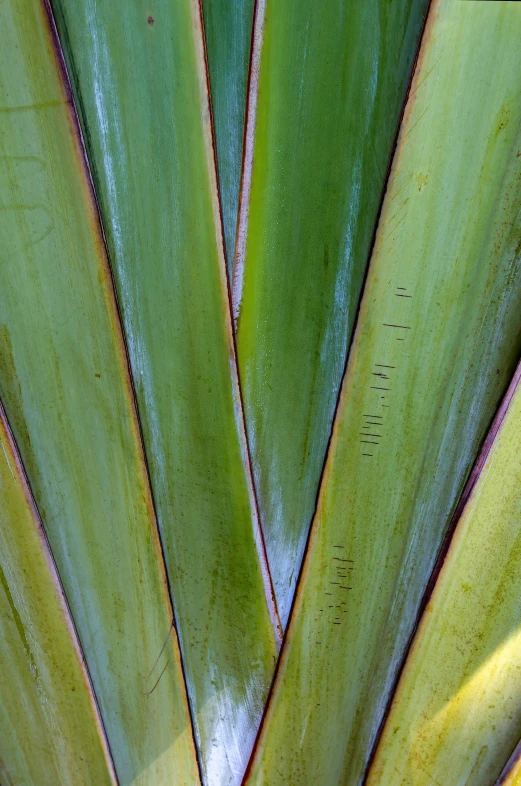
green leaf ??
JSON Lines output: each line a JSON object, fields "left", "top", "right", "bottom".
{"left": 0, "top": 405, "right": 116, "bottom": 786}
{"left": 245, "top": 1, "right": 521, "bottom": 783}
{"left": 499, "top": 742, "right": 521, "bottom": 786}
{"left": 50, "top": 0, "right": 280, "bottom": 782}
{"left": 202, "top": 0, "right": 255, "bottom": 273}
{"left": 367, "top": 364, "right": 521, "bottom": 786}
{"left": 233, "top": 0, "right": 430, "bottom": 626}
{"left": 0, "top": 2, "right": 199, "bottom": 783}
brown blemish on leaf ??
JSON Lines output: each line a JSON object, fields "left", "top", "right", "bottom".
{"left": 147, "top": 15, "right": 154, "bottom": 25}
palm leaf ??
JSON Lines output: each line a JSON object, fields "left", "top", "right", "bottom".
{"left": 49, "top": 0, "right": 280, "bottom": 782}
{"left": 0, "top": 403, "right": 116, "bottom": 785}
{"left": 367, "top": 360, "right": 521, "bottom": 785}
{"left": 0, "top": 1, "right": 199, "bottom": 782}
{"left": 202, "top": 0, "right": 255, "bottom": 273}
{"left": 233, "top": 0, "right": 430, "bottom": 626}
{"left": 244, "top": 0, "right": 521, "bottom": 783}
{"left": 2, "top": 0, "right": 521, "bottom": 783}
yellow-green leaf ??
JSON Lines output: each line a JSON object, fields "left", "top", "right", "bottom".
{"left": 245, "top": 1, "right": 521, "bottom": 783}
{"left": 0, "top": 2, "right": 199, "bottom": 783}
{"left": 233, "top": 0, "right": 430, "bottom": 626}
{"left": 50, "top": 0, "right": 280, "bottom": 782}
{"left": 367, "top": 362, "right": 521, "bottom": 786}
{"left": 0, "top": 404, "right": 116, "bottom": 786}
{"left": 498, "top": 741, "right": 521, "bottom": 786}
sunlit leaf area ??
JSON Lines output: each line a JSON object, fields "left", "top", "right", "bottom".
{"left": 1, "top": 0, "right": 521, "bottom": 784}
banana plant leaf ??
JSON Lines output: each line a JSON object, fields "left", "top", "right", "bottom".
{"left": 0, "top": 403, "right": 116, "bottom": 786}
{"left": 201, "top": 0, "right": 255, "bottom": 273}
{"left": 50, "top": 0, "right": 280, "bottom": 783}
{"left": 0, "top": 2, "right": 199, "bottom": 783}
{"left": 367, "top": 360, "right": 521, "bottom": 786}
{"left": 233, "top": 0, "right": 430, "bottom": 627}
{"left": 245, "top": 1, "right": 521, "bottom": 783}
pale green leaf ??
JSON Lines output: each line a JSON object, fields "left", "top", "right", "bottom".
{"left": 0, "top": 2, "right": 199, "bottom": 783}
{"left": 245, "top": 1, "right": 521, "bottom": 783}
{"left": 50, "top": 0, "right": 280, "bottom": 783}
{"left": 367, "top": 363, "right": 521, "bottom": 786}
{"left": 0, "top": 404, "right": 116, "bottom": 786}
{"left": 233, "top": 0, "right": 430, "bottom": 626}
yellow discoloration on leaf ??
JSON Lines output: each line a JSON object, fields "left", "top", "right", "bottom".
{"left": 0, "top": 404, "right": 117, "bottom": 785}
{"left": 246, "top": 1, "right": 521, "bottom": 784}
{"left": 368, "top": 368, "right": 521, "bottom": 786}
{"left": 0, "top": 2, "right": 200, "bottom": 783}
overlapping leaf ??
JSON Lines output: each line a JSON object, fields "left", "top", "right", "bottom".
{"left": 233, "top": 0, "right": 430, "bottom": 626}
{"left": 202, "top": 0, "right": 255, "bottom": 273}
{"left": 0, "top": 404, "right": 116, "bottom": 786}
{"left": 245, "top": 1, "right": 521, "bottom": 783}
{"left": 0, "top": 2, "right": 199, "bottom": 783}
{"left": 50, "top": 0, "right": 280, "bottom": 783}
{"left": 367, "top": 360, "right": 521, "bottom": 785}
{"left": 499, "top": 742, "right": 521, "bottom": 786}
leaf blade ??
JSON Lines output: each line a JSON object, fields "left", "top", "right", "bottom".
{"left": 0, "top": 2, "right": 200, "bottom": 783}
{"left": 50, "top": 0, "right": 280, "bottom": 782}
{"left": 0, "top": 405, "right": 116, "bottom": 786}
{"left": 245, "top": 1, "right": 521, "bottom": 783}
{"left": 201, "top": 0, "right": 255, "bottom": 273}
{"left": 234, "top": 0, "right": 430, "bottom": 627}
{"left": 367, "top": 360, "right": 521, "bottom": 786}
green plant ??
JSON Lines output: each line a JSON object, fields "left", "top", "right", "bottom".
{"left": 1, "top": 0, "right": 521, "bottom": 784}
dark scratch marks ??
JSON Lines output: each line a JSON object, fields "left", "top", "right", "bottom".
{"left": 403, "top": 105, "right": 429, "bottom": 141}
{"left": 385, "top": 210, "right": 407, "bottom": 242}
{"left": 146, "top": 659, "right": 169, "bottom": 696}
{"left": 408, "top": 54, "right": 442, "bottom": 102}
{"left": 323, "top": 551, "right": 354, "bottom": 626}
{"left": 148, "top": 618, "right": 174, "bottom": 677}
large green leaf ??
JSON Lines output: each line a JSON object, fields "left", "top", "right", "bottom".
{"left": 367, "top": 363, "right": 521, "bottom": 786}
{"left": 0, "top": 403, "right": 116, "bottom": 786}
{"left": 245, "top": 1, "right": 521, "bottom": 783}
{"left": 202, "top": 0, "right": 255, "bottom": 273}
{"left": 233, "top": 0, "right": 430, "bottom": 626}
{"left": 50, "top": 0, "right": 280, "bottom": 782}
{"left": 0, "top": 3, "right": 199, "bottom": 784}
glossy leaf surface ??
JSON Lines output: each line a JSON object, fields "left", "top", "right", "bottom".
{"left": 233, "top": 0, "right": 430, "bottom": 626}
{"left": 0, "top": 404, "right": 116, "bottom": 786}
{"left": 51, "top": 1, "right": 280, "bottom": 783}
{"left": 202, "top": 0, "right": 255, "bottom": 272}
{"left": 367, "top": 363, "right": 521, "bottom": 786}
{"left": 246, "top": 1, "right": 521, "bottom": 783}
{"left": 0, "top": 3, "right": 199, "bottom": 784}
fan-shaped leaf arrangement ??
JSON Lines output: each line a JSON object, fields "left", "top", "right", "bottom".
{"left": 0, "top": 0, "right": 521, "bottom": 784}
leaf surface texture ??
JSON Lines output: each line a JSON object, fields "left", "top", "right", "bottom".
{"left": 246, "top": 1, "right": 521, "bottom": 783}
